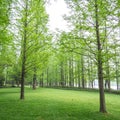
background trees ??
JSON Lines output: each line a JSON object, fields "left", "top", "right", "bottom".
{"left": 61, "top": 0, "right": 120, "bottom": 113}
{"left": 0, "top": 0, "right": 14, "bottom": 87}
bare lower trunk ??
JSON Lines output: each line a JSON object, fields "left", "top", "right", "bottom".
{"left": 98, "top": 61, "right": 106, "bottom": 112}
{"left": 20, "top": 70, "right": 25, "bottom": 99}
{"left": 60, "top": 62, "right": 65, "bottom": 87}
{"left": 33, "top": 68, "right": 37, "bottom": 90}
{"left": 81, "top": 56, "right": 85, "bottom": 89}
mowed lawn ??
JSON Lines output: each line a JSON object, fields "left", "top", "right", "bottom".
{"left": 0, "top": 88, "right": 120, "bottom": 120}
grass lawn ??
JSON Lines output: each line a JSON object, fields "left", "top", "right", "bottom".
{"left": 0, "top": 88, "right": 120, "bottom": 120}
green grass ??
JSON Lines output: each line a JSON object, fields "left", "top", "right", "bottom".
{"left": 0, "top": 88, "right": 120, "bottom": 120}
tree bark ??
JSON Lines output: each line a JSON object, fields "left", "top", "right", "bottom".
{"left": 77, "top": 60, "right": 81, "bottom": 88}
{"left": 20, "top": 0, "right": 28, "bottom": 100}
{"left": 33, "top": 67, "right": 37, "bottom": 90}
{"left": 95, "top": 0, "right": 107, "bottom": 113}
{"left": 40, "top": 73, "right": 44, "bottom": 87}
{"left": 69, "top": 58, "right": 72, "bottom": 87}
{"left": 81, "top": 55, "right": 85, "bottom": 88}
{"left": 60, "top": 62, "right": 65, "bottom": 87}
{"left": 46, "top": 68, "right": 49, "bottom": 87}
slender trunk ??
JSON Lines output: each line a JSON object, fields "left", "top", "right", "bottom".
{"left": 20, "top": 61, "right": 26, "bottom": 99}
{"left": 78, "top": 61, "right": 81, "bottom": 88}
{"left": 33, "top": 67, "right": 37, "bottom": 90}
{"left": 90, "top": 61, "right": 94, "bottom": 88}
{"left": 77, "top": 61, "right": 80, "bottom": 88}
{"left": 40, "top": 73, "right": 44, "bottom": 87}
{"left": 95, "top": 0, "right": 106, "bottom": 113}
{"left": 64, "top": 62, "right": 67, "bottom": 87}
{"left": 69, "top": 58, "right": 72, "bottom": 87}
{"left": 114, "top": 40, "right": 119, "bottom": 90}
{"left": 4, "top": 67, "right": 8, "bottom": 87}
{"left": 105, "top": 17, "right": 111, "bottom": 91}
{"left": 60, "top": 62, "right": 64, "bottom": 87}
{"left": 71, "top": 56, "right": 74, "bottom": 87}
{"left": 55, "top": 67, "right": 58, "bottom": 87}
{"left": 105, "top": 64, "right": 111, "bottom": 91}
{"left": 88, "top": 56, "right": 91, "bottom": 88}
{"left": 46, "top": 68, "right": 49, "bottom": 87}
{"left": 42, "top": 73, "right": 44, "bottom": 87}
{"left": 116, "top": 63, "right": 119, "bottom": 90}
{"left": 20, "top": 0, "right": 28, "bottom": 100}
{"left": 81, "top": 55, "right": 85, "bottom": 88}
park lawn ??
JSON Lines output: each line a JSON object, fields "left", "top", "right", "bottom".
{"left": 0, "top": 88, "right": 120, "bottom": 120}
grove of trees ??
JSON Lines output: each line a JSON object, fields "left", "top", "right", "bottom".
{"left": 0, "top": 0, "right": 120, "bottom": 113}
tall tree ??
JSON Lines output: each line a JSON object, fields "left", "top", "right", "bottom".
{"left": 94, "top": 0, "right": 106, "bottom": 113}
{"left": 10, "top": 0, "right": 50, "bottom": 99}
{"left": 64, "top": 0, "right": 112, "bottom": 112}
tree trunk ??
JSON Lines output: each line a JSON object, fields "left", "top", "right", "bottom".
{"left": 116, "top": 63, "right": 119, "bottom": 90}
{"left": 64, "top": 62, "right": 68, "bottom": 87}
{"left": 95, "top": 0, "right": 106, "bottom": 113}
{"left": 46, "top": 68, "right": 49, "bottom": 87}
{"left": 81, "top": 55, "right": 85, "bottom": 89}
{"left": 105, "top": 18, "right": 111, "bottom": 91}
{"left": 33, "top": 67, "right": 37, "bottom": 90}
{"left": 40, "top": 73, "right": 44, "bottom": 87}
{"left": 115, "top": 46, "right": 119, "bottom": 90}
{"left": 60, "top": 62, "right": 65, "bottom": 87}
{"left": 71, "top": 56, "right": 74, "bottom": 87}
{"left": 77, "top": 60, "right": 81, "bottom": 88}
{"left": 69, "top": 58, "right": 72, "bottom": 87}
{"left": 20, "top": 0, "right": 28, "bottom": 100}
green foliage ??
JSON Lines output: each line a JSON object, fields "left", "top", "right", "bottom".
{"left": 0, "top": 0, "right": 15, "bottom": 86}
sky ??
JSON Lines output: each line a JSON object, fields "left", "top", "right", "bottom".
{"left": 46, "top": 0, "right": 69, "bottom": 32}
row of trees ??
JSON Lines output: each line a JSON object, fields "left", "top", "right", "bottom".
{"left": 43, "top": 0, "right": 120, "bottom": 113}
{"left": 0, "top": 0, "right": 120, "bottom": 113}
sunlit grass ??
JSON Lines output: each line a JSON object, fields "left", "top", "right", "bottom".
{"left": 0, "top": 87, "right": 120, "bottom": 120}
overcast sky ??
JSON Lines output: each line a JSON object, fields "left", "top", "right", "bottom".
{"left": 46, "top": 0, "right": 69, "bottom": 32}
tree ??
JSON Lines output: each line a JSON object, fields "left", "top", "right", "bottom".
{"left": 94, "top": 0, "right": 106, "bottom": 113}
{"left": 10, "top": 0, "right": 50, "bottom": 99}
{"left": 64, "top": 0, "right": 111, "bottom": 112}
{"left": 0, "top": 0, "right": 14, "bottom": 87}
